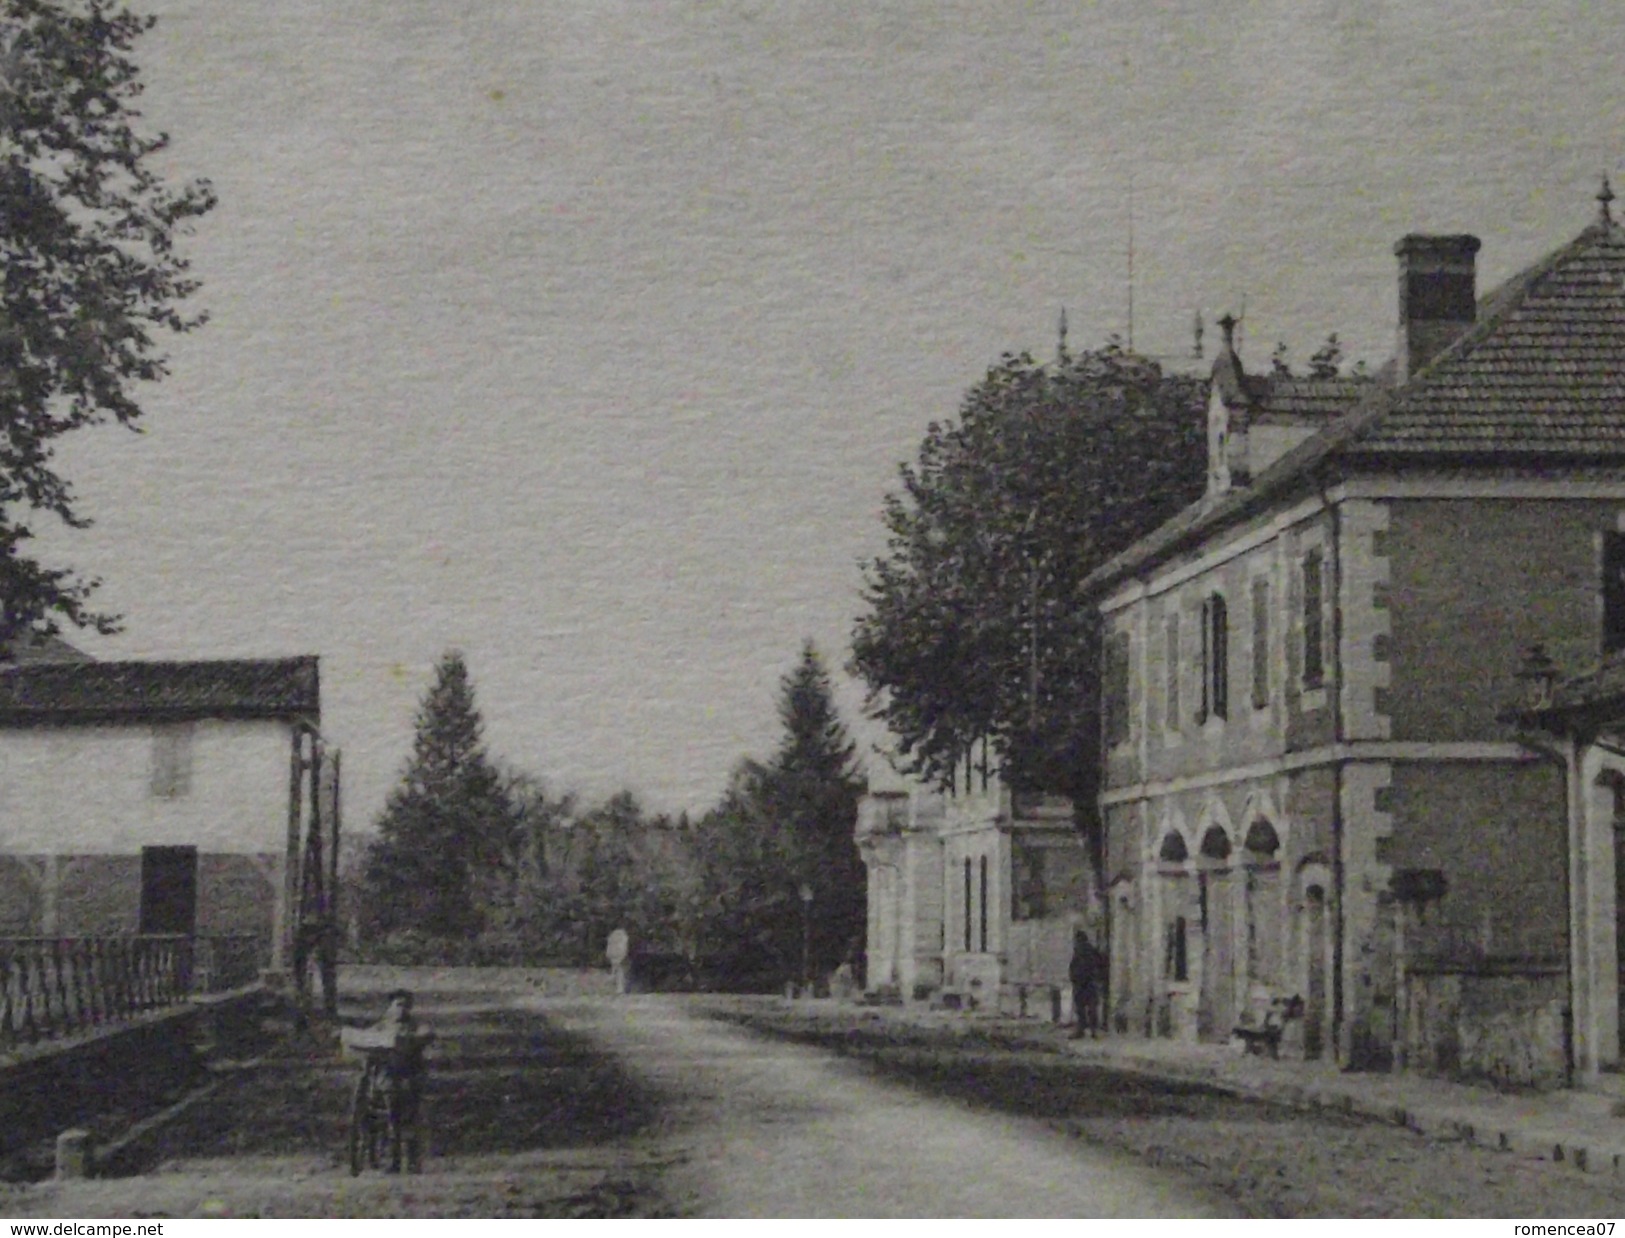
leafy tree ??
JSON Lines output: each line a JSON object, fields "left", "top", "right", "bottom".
{"left": 0, "top": 1, "right": 215, "bottom": 643}
{"left": 850, "top": 344, "right": 1206, "bottom": 807}
{"left": 691, "top": 762, "right": 809, "bottom": 989}
{"left": 360, "top": 651, "right": 516, "bottom": 944}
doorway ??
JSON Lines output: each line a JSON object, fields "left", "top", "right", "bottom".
{"left": 139, "top": 845, "right": 198, "bottom": 935}
{"left": 1616, "top": 815, "right": 1625, "bottom": 1057}
{"left": 1304, "top": 884, "right": 1328, "bottom": 1060}
{"left": 1197, "top": 826, "right": 1235, "bottom": 1042}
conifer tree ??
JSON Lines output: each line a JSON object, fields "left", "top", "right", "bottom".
{"left": 361, "top": 651, "right": 515, "bottom": 945}
{"left": 713, "top": 641, "right": 866, "bottom": 981}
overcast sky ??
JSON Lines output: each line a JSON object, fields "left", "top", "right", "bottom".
{"left": 42, "top": 0, "right": 1625, "bottom": 823}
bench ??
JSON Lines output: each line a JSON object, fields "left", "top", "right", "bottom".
{"left": 1232, "top": 995, "right": 1304, "bottom": 1058}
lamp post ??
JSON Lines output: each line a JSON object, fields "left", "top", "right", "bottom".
{"left": 798, "top": 882, "right": 814, "bottom": 996}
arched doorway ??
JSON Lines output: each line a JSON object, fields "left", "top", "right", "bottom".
{"left": 1157, "top": 831, "right": 1192, "bottom": 1039}
{"left": 1243, "top": 820, "right": 1283, "bottom": 995}
{"left": 1198, "top": 825, "right": 1236, "bottom": 1041}
{"left": 1297, "top": 860, "right": 1333, "bottom": 1061}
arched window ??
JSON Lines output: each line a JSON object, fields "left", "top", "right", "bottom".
{"left": 1159, "top": 832, "right": 1189, "bottom": 863}
{"left": 1244, "top": 820, "right": 1280, "bottom": 857}
{"left": 1199, "top": 826, "right": 1231, "bottom": 862}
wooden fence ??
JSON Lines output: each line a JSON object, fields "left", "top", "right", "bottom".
{"left": 0, "top": 933, "right": 264, "bottom": 1052}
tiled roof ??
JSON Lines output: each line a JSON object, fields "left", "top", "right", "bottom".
{"left": 1084, "top": 216, "right": 1625, "bottom": 596}
{"left": 1, "top": 634, "right": 93, "bottom": 665}
{"left": 1360, "top": 223, "right": 1625, "bottom": 455}
{"left": 0, "top": 656, "right": 320, "bottom": 724}
{"left": 1256, "top": 377, "right": 1372, "bottom": 419}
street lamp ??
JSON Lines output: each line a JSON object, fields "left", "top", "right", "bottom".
{"left": 798, "top": 882, "right": 814, "bottom": 996}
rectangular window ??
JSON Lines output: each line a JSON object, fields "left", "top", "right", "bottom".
{"left": 1251, "top": 577, "right": 1270, "bottom": 710}
{"left": 1012, "top": 842, "right": 1046, "bottom": 921}
{"left": 150, "top": 724, "right": 195, "bottom": 799}
{"left": 1103, "top": 630, "right": 1131, "bottom": 747}
{"left": 963, "top": 858, "right": 973, "bottom": 952}
{"left": 1303, "top": 550, "right": 1325, "bottom": 686}
{"left": 978, "top": 855, "right": 989, "bottom": 953}
{"left": 1197, "top": 600, "right": 1208, "bottom": 724}
{"left": 1164, "top": 614, "right": 1180, "bottom": 733}
{"left": 1202, "top": 593, "right": 1229, "bottom": 721}
{"left": 1605, "top": 532, "right": 1625, "bottom": 654}
{"left": 1165, "top": 915, "right": 1188, "bottom": 982}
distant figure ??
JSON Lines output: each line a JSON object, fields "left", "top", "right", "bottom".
{"left": 1069, "top": 929, "right": 1104, "bottom": 1040}
{"left": 607, "top": 927, "right": 631, "bottom": 995}
{"left": 830, "top": 961, "right": 856, "bottom": 1001}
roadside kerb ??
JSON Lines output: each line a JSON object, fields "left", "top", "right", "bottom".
{"left": 1059, "top": 1039, "right": 1625, "bottom": 1178}
{"left": 805, "top": 1000, "right": 1625, "bottom": 1180}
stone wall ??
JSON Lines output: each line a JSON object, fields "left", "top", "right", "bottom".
{"left": 1405, "top": 968, "right": 1568, "bottom": 1090}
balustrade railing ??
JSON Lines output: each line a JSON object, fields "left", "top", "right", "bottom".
{"left": 0, "top": 933, "right": 265, "bottom": 1053}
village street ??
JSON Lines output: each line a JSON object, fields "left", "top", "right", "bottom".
{"left": 10, "top": 971, "right": 1625, "bottom": 1219}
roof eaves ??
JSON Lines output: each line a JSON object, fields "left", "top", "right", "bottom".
{"left": 1081, "top": 384, "right": 1393, "bottom": 599}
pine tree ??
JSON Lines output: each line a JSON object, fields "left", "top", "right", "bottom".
{"left": 361, "top": 651, "right": 515, "bottom": 946}
{"left": 735, "top": 641, "right": 866, "bottom": 980}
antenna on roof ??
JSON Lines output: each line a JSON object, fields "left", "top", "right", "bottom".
{"left": 1192, "top": 311, "right": 1204, "bottom": 360}
{"left": 1057, "top": 306, "right": 1069, "bottom": 363}
{"left": 1126, "top": 169, "right": 1135, "bottom": 353}
{"left": 1599, "top": 174, "right": 1615, "bottom": 226}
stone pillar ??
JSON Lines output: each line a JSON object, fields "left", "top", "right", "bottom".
{"left": 55, "top": 1129, "right": 90, "bottom": 1180}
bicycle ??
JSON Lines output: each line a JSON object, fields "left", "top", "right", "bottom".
{"left": 340, "top": 1024, "right": 435, "bottom": 1175}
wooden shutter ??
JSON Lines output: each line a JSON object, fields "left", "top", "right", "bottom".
{"left": 1605, "top": 532, "right": 1625, "bottom": 654}
{"left": 1303, "top": 550, "right": 1325, "bottom": 686}
{"left": 1210, "top": 593, "right": 1229, "bottom": 719}
{"left": 1251, "top": 577, "right": 1270, "bottom": 710}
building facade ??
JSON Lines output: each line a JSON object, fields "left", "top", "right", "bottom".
{"left": 0, "top": 655, "right": 323, "bottom": 976}
{"left": 1087, "top": 194, "right": 1625, "bottom": 1087}
{"left": 858, "top": 768, "right": 1093, "bottom": 1014}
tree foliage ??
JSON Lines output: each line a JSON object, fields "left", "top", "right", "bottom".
{"left": 0, "top": 1, "right": 215, "bottom": 641}
{"left": 850, "top": 344, "right": 1206, "bottom": 802}
{"left": 698, "top": 642, "right": 866, "bottom": 984}
{"left": 360, "top": 651, "right": 518, "bottom": 942}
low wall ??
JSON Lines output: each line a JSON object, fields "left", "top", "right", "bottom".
{"left": 1405, "top": 967, "right": 1568, "bottom": 1090}
{"left": 337, "top": 963, "right": 619, "bottom": 1000}
{"left": 0, "top": 985, "right": 267, "bottom": 1179}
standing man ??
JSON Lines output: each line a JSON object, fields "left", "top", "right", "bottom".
{"left": 607, "top": 927, "right": 630, "bottom": 995}
{"left": 1069, "top": 928, "right": 1102, "bottom": 1040}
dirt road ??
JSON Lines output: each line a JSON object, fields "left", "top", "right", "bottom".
{"left": 11, "top": 982, "right": 1233, "bottom": 1218}
{"left": 25, "top": 981, "right": 1598, "bottom": 1218}
{"left": 556, "top": 996, "right": 1238, "bottom": 1218}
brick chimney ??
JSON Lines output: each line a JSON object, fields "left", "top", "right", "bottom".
{"left": 1395, "top": 234, "right": 1480, "bottom": 383}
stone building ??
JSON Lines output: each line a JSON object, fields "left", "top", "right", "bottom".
{"left": 0, "top": 653, "right": 325, "bottom": 976}
{"left": 1083, "top": 188, "right": 1625, "bottom": 1088}
{"left": 858, "top": 765, "right": 1093, "bottom": 1014}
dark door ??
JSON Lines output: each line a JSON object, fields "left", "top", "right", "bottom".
{"left": 1305, "top": 885, "right": 1328, "bottom": 1060}
{"left": 139, "top": 845, "right": 198, "bottom": 935}
{"left": 1616, "top": 820, "right": 1625, "bottom": 1055}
